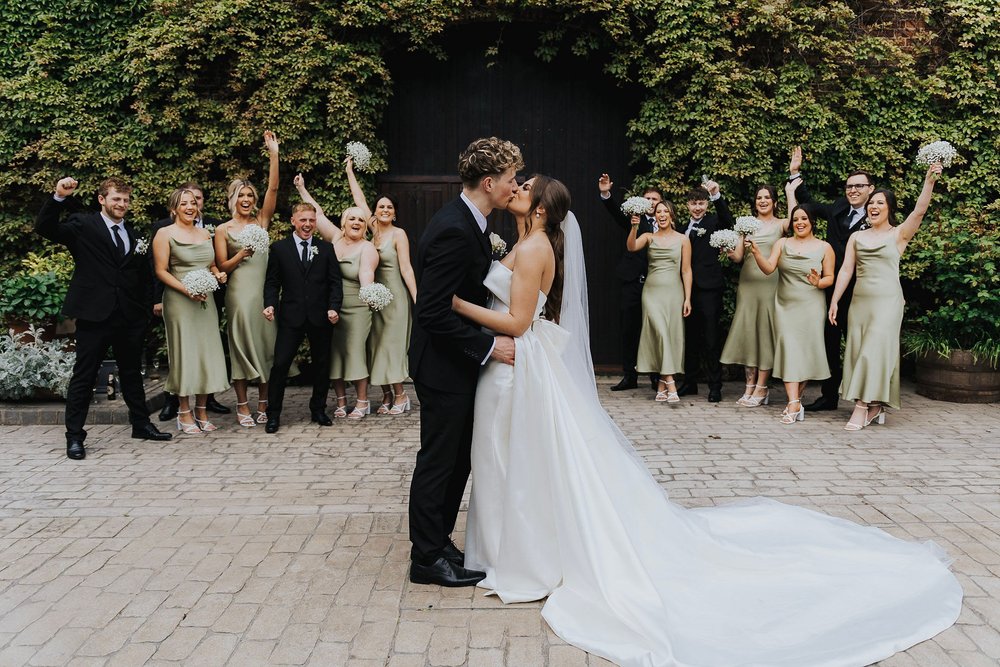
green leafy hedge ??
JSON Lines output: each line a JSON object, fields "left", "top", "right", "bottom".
{"left": 2, "top": 0, "right": 997, "bottom": 353}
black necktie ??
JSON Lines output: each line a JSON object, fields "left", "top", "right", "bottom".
{"left": 112, "top": 225, "right": 126, "bottom": 257}
{"left": 847, "top": 210, "right": 862, "bottom": 230}
{"left": 300, "top": 240, "right": 310, "bottom": 266}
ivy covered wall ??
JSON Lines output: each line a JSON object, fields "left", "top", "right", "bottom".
{"left": 2, "top": 0, "right": 997, "bottom": 351}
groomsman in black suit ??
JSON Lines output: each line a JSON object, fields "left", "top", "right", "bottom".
{"left": 35, "top": 177, "right": 172, "bottom": 460}
{"left": 262, "top": 203, "right": 342, "bottom": 433}
{"left": 677, "top": 181, "right": 733, "bottom": 402}
{"left": 150, "top": 181, "right": 230, "bottom": 420}
{"left": 408, "top": 137, "right": 520, "bottom": 587}
{"left": 598, "top": 174, "right": 662, "bottom": 391}
{"left": 790, "top": 148, "right": 875, "bottom": 411}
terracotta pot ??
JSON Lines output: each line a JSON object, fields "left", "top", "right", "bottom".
{"left": 914, "top": 350, "right": 1000, "bottom": 403}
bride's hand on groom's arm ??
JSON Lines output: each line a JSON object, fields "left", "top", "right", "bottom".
{"left": 490, "top": 336, "right": 515, "bottom": 366}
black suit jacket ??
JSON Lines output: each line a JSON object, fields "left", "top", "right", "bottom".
{"left": 35, "top": 196, "right": 152, "bottom": 323}
{"left": 263, "top": 235, "right": 343, "bottom": 328}
{"left": 600, "top": 195, "right": 656, "bottom": 282}
{"left": 677, "top": 196, "right": 734, "bottom": 290}
{"left": 408, "top": 196, "right": 495, "bottom": 393}
{"left": 150, "top": 215, "right": 222, "bottom": 304}
{"left": 796, "top": 183, "right": 866, "bottom": 275}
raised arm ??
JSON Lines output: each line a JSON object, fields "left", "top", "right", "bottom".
{"left": 294, "top": 173, "right": 343, "bottom": 243}
{"left": 394, "top": 230, "right": 418, "bottom": 302}
{"left": 782, "top": 178, "right": 801, "bottom": 232}
{"left": 452, "top": 241, "right": 549, "bottom": 337}
{"left": 749, "top": 237, "right": 784, "bottom": 275}
{"left": 680, "top": 236, "right": 692, "bottom": 317}
{"left": 626, "top": 216, "right": 651, "bottom": 252}
{"left": 829, "top": 236, "right": 858, "bottom": 326}
{"left": 345, "top": 158, "right": 371, "bottom": 217}
{"left": 897, "top": 164, "right": 942, "bottom": 251}
{"left": 259, "top": 131, "right": 280, "bottom": 227}
{"left": 35, "top": 177, "right": 81, "bottom": 247}
{"left": 598, "top": 173, "right": 630, "bottom": 230}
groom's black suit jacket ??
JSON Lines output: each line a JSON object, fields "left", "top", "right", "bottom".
{"left": 35, "top": 196, "right": 152, "bottom": 322}
{"left": 263, "top": 234, "right": 343, "bottom": 327}
{"left": 676, "top": 196, "right": 734, "bottom": 291}
{"left": 795, "top": 183, "right": 867, "bottom": 277}
{"left": 409, "top": 196, "right": 494, "bottom": 394}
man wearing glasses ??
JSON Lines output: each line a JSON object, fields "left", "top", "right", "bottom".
{"left": 789, "top": 148, "right": 876, "bottom": 411}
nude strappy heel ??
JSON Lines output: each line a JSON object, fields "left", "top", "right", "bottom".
{"left": 176, "top": 410, "right": 201, "bottom": 434}
{"left": 236, "top": 401, "right": 256, "bottom": 428}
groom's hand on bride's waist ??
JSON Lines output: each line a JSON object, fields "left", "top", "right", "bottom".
{"left": 490, "top": 336, "right": 515, "bottom": 365}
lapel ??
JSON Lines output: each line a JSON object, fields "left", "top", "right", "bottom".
{"left": 456, "top": 197, "right": 491, "bottom": 258}
{"left": 120, "top": 223, "right": 137, "bottom": 266}
{"left": 92, "top": 214, "right": 122, "bottom": 266}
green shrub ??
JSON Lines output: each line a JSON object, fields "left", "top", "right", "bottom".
{"left": 0, "top": 271, "right": 67, "bottom": 324}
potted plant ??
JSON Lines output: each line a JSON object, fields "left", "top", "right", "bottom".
{"left": 901, "top": 217, "right": 1000, "bottom": 403}
{"left": 0, "top": 325, "right": 75, "bottom": 400}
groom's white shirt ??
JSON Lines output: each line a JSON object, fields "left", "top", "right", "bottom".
{"left": 460, "top": 191, "right": 495, "bottom": 364}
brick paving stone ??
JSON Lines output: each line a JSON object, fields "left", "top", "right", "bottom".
{"left": 0, "top": 382, "right": 996, "bottom": 665}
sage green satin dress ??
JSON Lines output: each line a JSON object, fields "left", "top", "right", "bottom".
{"left": 841, "top": 235, "right": 904, "bottom": 408}
{"left": 368, "top": 236, "right": 411, "bottom": 385}
{"left": 772, "top": 242, "right": 831, "bottom": 383}
{"left": 225, "top": 232, "right": 276, "bottom": 382}
{"left": 720, "top": 222, "right": 782, "bottom": 369}
{"left": 636, "top": 242, "right": 684, "bottom": 375}
{"left": 330, "top": 252, "right": 372, "bottom": 382}
{"left": 163, "top": 239, "right": 229, "bottom": 396}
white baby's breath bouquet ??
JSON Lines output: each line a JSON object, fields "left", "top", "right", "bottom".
{"left": 359, "top": 282, "right": 393, "bottom": 311}
{"left": 134, "top": 238, "right": 149, "bottom": 255}
{"left": 733, "top": 216, "right": 762, "bottom": 237}
{"left": 709, "top": 229, "right": 740, "bottom": 253}
{"left": 234, "top": 224, "right": 270, "bottom": 256}
{"left": 489, "top": 232, "right": 507, "bottom": 257}
{"left": 346, "top": 141, "right": 372, "bottom": 171}
{"left": 916, "top": 141, "right": 958, "bottom": 168}
{"left": 181, "top": 268, "right": 220, "bottom": 309}
{"left": 621, "top": 196, "right": 653, "bottom": 217}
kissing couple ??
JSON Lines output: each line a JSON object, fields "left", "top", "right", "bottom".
{"left": 405, "top": 137, "right": 961, "bottom": 667}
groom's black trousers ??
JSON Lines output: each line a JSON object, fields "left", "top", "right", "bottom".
{"left": 409, "top": 380, "right": 475, "bottom": 564}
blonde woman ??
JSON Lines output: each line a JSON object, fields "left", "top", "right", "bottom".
{"left": 213, "top": 131, "right": 279, "bottom": 427}
{"left": 627, "top": 201, "right": 692, "bottom": 403}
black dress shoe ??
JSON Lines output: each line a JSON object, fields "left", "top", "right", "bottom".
{"left": 804, "top": 397, "right": 839, "bottom": 412}
{"left": 610, "top": 377, "right": 638, "bottom": 391}
{"left": 265, "top": 416, "right": 280, "bottom": 433}
{"left": 441, "top": 540, "right": 464, "bottom": 566}
{"left": 310, "top": 410, "right": 333, "bottom": 426}
{"left": 708, "top": 387, "right": 722, "bottom": 402}
{"left": 677, "top": 383, "right": 698, "bottom": 396}
{"left": 204, "top": 396, "right": 231, "bottom": 414}
{"left": 66, "top": 440, "right": 86, "bottom": 460}
{"left": 409, "top": 557, "right": 486, "bottom": 587}
{"left": 131, "top": 423, "right": 173, "bottom": 441}
{"left": 158, "top": 400, "right": 178, "bottom": 422}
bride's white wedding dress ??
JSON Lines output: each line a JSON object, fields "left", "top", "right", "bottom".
{"left": 465, "top": 259, "right": 962, "bottom": 667}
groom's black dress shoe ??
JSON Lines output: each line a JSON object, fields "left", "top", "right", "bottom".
{"left": 442, "top": 541, "right": 464, "bottom": 566}
{"left": 205, "top": 395, "right": 231, "bottom": 414}
{"left": 158, "top": 394, "right": 179, "bottom": 422}
{"left": 66, "top": 439, "right": 86, "bottom": 460}
{"left": 310, "top": 410, "right": 333, "bottom": 426}
{"left": 265, "top": 416, "right": 280, "bottom": 434}
{"left": 805, "top": 397, "right": 839, "bottom": 412}
{"left": 610, "top": 376, "right": 638, "bottom": 391}
{"left": 131, "top": 424, "right": 173, "bottom": 441}
{"left": 409, "top": 557, "right": 486, "bottom": 587}
{"left": 708, "top": 387, "right": 722, "bottom": 403}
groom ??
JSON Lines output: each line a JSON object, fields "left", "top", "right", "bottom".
{"left": 408, "top": 137, "right": 522, "bottom": 587}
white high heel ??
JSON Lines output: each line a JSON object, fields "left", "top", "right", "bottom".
{"left": 780, "top": 399, "right": 804, "bottom": 425}
{"left": 388, "top": 393, "right": 411, "bottom": 415}
{"left": 236, "top": 402, "right": 256, "bottom": 428}
{"left": 736, "top": 383, "right": 755, "bottom": 406}
{"left": 348, "top": 400, "right": 370, "bottom": 421}
{"left": 743, "top": 385, "right": 770, "bottom": 407}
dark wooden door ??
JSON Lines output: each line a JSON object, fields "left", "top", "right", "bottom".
{"left": 379, "top": 24, "right": 640, "bottom": 367}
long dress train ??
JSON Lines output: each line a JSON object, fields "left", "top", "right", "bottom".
{"left": 465, "top": 260, "right": 961, "bottom": 667}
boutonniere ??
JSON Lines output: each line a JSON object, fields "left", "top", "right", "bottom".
{"left": 204, "top": 224, "right": 216, "bottom": 238}
{"left": 695, "top": 227, "right": 707, "bottom": 237}
{"left": 309, "top": 245, "right": 319, "bottom": 260}
{"left": 489, "top": 232, "right": 508, "bottom": 257}
{"left": 134, "top": 238, "right": 150, "bottom": 254}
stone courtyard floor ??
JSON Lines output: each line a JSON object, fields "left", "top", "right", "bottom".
{"left": 0, "top": 379, "right": 998, "bottom": 666}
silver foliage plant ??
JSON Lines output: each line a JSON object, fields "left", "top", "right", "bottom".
{"left": 0, "top": 326, "right": 75, "bottom": 400}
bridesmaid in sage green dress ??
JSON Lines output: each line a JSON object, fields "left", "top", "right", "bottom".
{"left": 720, "top": 184, "right": 792, "bottom": 407}
{"left": 627, "top": 201, "right": 692, "bottom": 403}
{"left": 153, "top": 188, "right": 229, "bottom": 434}
{"left": 214, "top": 130, "right": 280, "bottom": 427}
{"left": 830, "top": 164, "right": 943, "bottom": 431}
{"left": 750, "top": 204, "right": 835, "bottom": 424}
{"left": 329, "top": 207, "right": 380, "bottom": 420}
{"left": 345, "top": 159, "right": 418, "bottom": 415}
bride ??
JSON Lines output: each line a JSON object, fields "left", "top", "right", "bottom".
{"left": 450, "top": 175, "right": 962, "bottom": 667}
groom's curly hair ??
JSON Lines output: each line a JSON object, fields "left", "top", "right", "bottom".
{"left": 458, "top": 137, "right": 524, "bottom": 187}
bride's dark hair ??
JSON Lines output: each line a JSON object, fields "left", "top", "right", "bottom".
{"left": 525, "top": 174, "right": 571, "bottom": 322}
